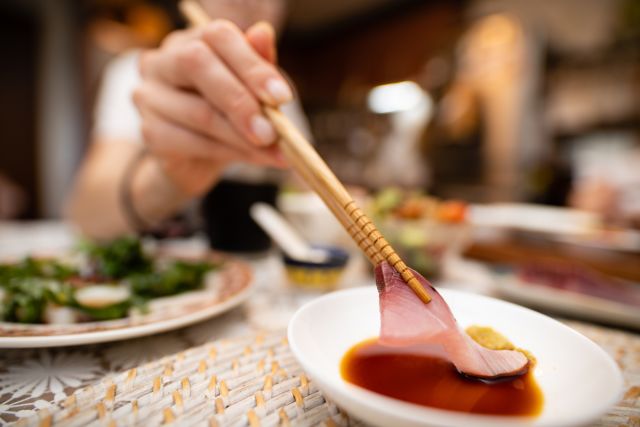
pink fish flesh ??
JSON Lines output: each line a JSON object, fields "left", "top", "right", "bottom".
{"left": 375, "top": 262, "right": 529, "bottom": 379}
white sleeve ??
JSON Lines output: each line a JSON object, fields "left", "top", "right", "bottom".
{"left": 93, "top": 50, "right": 143, "bottom": 143}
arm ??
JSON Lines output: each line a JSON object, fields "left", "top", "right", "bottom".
{"left": 66, "top": 139, "right": 217, "bottom": 240}
{"left": 66, "top": 21, "right": 292, "bottom": 240}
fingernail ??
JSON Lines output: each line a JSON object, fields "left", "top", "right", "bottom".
{"left": 254, "top": 21, "right": 275, "bottom": 37}
{"left": 266, "top": 78, "right": 292, "bottom": 104}
{"left": 251, "top": 115, "right": 276, "bottom": 145}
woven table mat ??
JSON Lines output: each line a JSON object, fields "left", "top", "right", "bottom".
{"left": 18, "top": 322, "right": 640, "bottom": 427}
{"left": 17, "top": 332, "right": 352, "bottom": 427}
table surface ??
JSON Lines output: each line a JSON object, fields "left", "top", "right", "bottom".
{"left": 0, "top": 221, "right": 638, "bottom": 426}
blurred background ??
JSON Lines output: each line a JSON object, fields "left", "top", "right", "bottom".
{"left": 0, "top": 0, "right": 639, "bottom": 328}
{"left": 1, "top": 0, "right": 639, "bottom": 220}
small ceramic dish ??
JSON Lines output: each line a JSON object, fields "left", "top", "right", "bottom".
{"left": 281, "top": 245, "right": 349, "bottom": 290}
{"left": 288, "top": 286, "right": 623, "bottom": 427}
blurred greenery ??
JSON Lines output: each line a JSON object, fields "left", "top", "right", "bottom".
{"left": 0, "top": 237, "right": 217, "bottom": 323}
{"left": 80, "top": 236, "right": 151, "bottom": 279}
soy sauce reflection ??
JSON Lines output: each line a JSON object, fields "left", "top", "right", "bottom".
{"left": 340, "top": 338, "right": 543, "bottom": 416}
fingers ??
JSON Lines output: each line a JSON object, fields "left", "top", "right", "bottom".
{"left": 138, "top": 27, "right": 202, "bottom": 86}
{"left": 137, "top": 103, "right": 285, "bottom": 168}
{"left": 246, "top": 21, "right": 277, "bottom": 64}
{"left": 185, "top": 39, "right": 280, "bottom": 146}
{"left": 202, "top": 20, "right": 292, "bottom": 106}
{"left": 161, "top": 26, "right": 203, "bottom": 49}
{"left": 133, "top": 81, "right": 282, "bottom": 166}
{"left": 134, "top": 81, "right": 242, "bottom": 147}
{"left": 136, "top": 19, "right": 292, "bottom": 164}
{"left": 140, "top": 109, "right": 239, "bottom": 162}
{"left": 143, "top": 38, "right": 278, "bottom": 146}
{"left": 139, "top": 48, "right": 188, "bottom": 88}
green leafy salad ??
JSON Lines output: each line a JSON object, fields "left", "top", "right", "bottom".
{"left": 0, "top": 237, "right": 218, "bottom": 324}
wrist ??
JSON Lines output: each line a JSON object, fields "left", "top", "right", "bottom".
{"left": 152, "top": 153, "right": 226, "bottom": 198}
{"left": 121, "top": 150, "right": 191, "bottom": 232}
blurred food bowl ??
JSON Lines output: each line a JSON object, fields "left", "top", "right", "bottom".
{"left": 369, "top": 188, "right": 470, "bottom": 279}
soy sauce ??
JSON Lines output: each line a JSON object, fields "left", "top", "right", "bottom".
{"left": 340, "top": 339, "right": 543, "bottom": 416}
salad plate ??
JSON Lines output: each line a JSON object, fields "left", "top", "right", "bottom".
{"left": 0, "top": 240, "right": 253, "bottom": 348}
{"left": 288, "top": 286, "right": 623, "bottom": 427}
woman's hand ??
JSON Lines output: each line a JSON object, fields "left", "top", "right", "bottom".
{"left": 132, "top": 20, "right": 291, "bottom": 197}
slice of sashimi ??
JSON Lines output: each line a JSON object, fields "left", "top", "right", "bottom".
{"left": 375, "top": 262, "right": 529, "bottom": 379}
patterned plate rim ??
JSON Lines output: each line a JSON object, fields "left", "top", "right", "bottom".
{"left": 0, "top": 251, "right": 254, "bottom": 348}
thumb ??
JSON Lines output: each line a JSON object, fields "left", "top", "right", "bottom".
{"left": 246, "top": 21, "right": 277, "bottom": 64}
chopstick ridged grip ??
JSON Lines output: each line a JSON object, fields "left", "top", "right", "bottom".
{"left": 263, "top": 106, "right": 431, "bottom": 304}
{"left": 282, "top": 141, "right": 385, "bottom": 266}
{"left": 342, "top": 202, "right": 430, "bottom": 303}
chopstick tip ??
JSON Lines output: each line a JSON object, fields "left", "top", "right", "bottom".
{"left": 408, "top": 277, "right": 431, "bottom": 304}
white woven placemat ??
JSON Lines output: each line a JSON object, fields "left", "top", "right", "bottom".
{"left": 16, "top": 322, "right": 640, "bottom": 427}
{"left": 17, "top": 332, "right": 352, "bottom": 427}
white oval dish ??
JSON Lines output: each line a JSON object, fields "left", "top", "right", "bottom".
{"left": 288, "top": 286, "right": 623, "bottom": 427}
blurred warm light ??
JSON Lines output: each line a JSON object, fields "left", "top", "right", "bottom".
{"left": 89, "top": 4, "right": 172, "bottom": 54}
{"left": 367, "top": 81, "right": 431, "bottom": 114}
{"left": 478, "top": 14, "right": 518, "bottom": 47}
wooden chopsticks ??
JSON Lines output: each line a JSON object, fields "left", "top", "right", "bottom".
{"left": 264, "top": 108, "right": 430, "bottom": 303}
{"left": 179, "top": 1, "right": 431, "bottom": 304}
{"left": 274, "top": 120, "right": 385, "bottom": 266}
{"left": 179, "top": 0, "right": 210, "bottom": 26}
